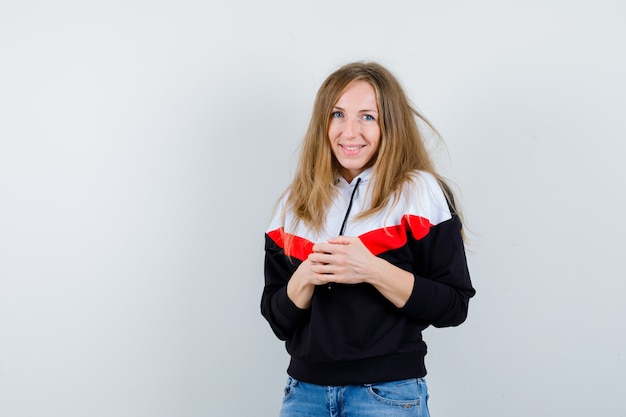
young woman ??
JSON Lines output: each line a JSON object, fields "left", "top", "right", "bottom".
{"left": 261, "top": 61, "right": 475, "bottom": 417}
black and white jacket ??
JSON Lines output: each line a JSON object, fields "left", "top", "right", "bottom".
{"left": 261, "top": 167, "right": 475, "bottom": 386}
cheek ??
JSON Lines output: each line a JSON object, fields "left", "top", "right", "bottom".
{"left": 327, "top": 123, "right": 339, "bottom": 140}
{"left": 368, "top": 129, "right": 381, "bottom": 146}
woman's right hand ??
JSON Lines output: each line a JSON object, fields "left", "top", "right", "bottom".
{"left": 286, "top": 259, "right": 318, "bottom": 309}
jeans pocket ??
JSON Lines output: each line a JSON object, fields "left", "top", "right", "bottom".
{"left": 365, "top": 378, "right": 421, "bottom": 408}
{"left": 283, "top": 376, "right": 299, "bottom": 402}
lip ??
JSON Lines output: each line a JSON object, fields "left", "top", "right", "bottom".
{"left": 339, "top": 144, "right": 366, "bottom": 155}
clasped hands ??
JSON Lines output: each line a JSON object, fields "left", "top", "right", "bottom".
{"left": 305, "top": 236, "right": 380, "bottom": 286}
{"left": 288, "top": 236, "right": 412, "bottom": 309}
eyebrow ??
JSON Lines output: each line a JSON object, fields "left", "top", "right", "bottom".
{"left": 332, "top": 106, "right": 379, "bottom": 113}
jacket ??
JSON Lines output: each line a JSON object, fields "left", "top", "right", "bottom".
{"left": 261, "top": 167, "right": 475, "bottom": 385}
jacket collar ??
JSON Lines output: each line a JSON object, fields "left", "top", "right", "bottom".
{"left": 335, "top": 167, "right": 373, "bottom": 189}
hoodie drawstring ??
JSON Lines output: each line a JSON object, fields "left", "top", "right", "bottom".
{"left": 338, "top": 177, "right": 362, "bottom": 236}
{"left": 328, "top": 177, "right": 362, "bottom": 290}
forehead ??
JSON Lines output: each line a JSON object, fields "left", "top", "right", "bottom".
{"left": 334, "top": 80, "right": 378, "bottom": 108}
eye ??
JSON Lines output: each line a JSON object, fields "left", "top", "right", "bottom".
{"left": 362, "top": 114, "right": 376, "bottom": 122}
{"left": 331, "top": 111, "right": 343, "bottom": 119}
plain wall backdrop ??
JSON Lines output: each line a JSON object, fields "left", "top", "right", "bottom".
{"left": 1, "top": 1, "right": 625, "bottom": 416}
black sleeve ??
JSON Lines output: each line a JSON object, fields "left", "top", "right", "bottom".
{"left": 260, "top": 234, "right": 311, "bottom": 340}
{"left": 400, "top": 215, "right": 476, "bottom": 327}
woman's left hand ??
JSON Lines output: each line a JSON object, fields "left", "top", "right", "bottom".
{"left": 308, "top": 236, "right": 414, "bottom": 308}
{"left": 308, "top": 236, "right": 379, "bottom": 285}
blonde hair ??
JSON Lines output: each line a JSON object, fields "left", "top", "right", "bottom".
{"left": 284, "top": 61, "right": 459, "bottom": 236}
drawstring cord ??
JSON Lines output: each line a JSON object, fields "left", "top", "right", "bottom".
{"left": 328, "top": 177, "right": 362, "bottom": 290}
{"left": 338, "top": 177, "right": 362, "bottom": 236}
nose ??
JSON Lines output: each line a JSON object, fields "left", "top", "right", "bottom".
{"left": 342, "top": 117, "right": 359, "bottom": 138}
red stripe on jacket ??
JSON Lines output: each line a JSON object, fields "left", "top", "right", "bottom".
{"left": 267, "top": 214, "right": 433, "bottom": 261}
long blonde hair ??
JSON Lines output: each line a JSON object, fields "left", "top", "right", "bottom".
{"left": 284, "top": 61, "right": 459, "bottom": 235}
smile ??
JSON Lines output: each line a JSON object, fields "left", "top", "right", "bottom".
{"left": 340, "top": 145, "right": 366, "bottom": 151}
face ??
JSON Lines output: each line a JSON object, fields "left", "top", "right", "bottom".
{"left": 328, "top": 80, "right": 381, "bottom": 183}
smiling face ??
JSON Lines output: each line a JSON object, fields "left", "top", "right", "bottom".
{"left": 328, "top": 80, "right": 381, "bottom": 183}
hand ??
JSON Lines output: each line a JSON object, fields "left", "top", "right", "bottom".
{"left": 288, "top": 236, "right": 414, "bottom": 309}
{"left": 310, "top": 236, "right": 414, "bottom": 308}
{"left": 287, "top": 236, "right": 377, "bottom": 309}
{"left": 308, "top": 236, "right": 380, "bottom": 285}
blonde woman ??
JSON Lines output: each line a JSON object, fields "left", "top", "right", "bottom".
{"left": 261, "top": 62, "right": 475, "bottom": 417}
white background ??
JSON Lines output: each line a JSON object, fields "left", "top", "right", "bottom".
{"left": 1, "top": 1, "right": 625, "bottom": 416}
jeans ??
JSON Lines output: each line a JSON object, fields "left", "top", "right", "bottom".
{"left": 279, "top": 376, "right": 430, "bottom": 417}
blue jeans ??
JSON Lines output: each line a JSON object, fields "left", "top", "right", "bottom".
{"left": 279, "top": 376, "right": 430, "bottom": 417}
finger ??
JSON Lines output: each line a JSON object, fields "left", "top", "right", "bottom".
{"left": 308, "top": 252, "right": 333, "bottom": 264}
{"left": 310, "top": 261, "right": 332, "bottom": 273}
{"left": 312, "top": 242, "right": 333, "bottom": 253}
{"left": 312, "top": 274, "right": 333, "bottom": 286}
{"left": 326, "top": 236, "right": 352, "bottom": 245}
{"left": 311, "top": 261, "right": 340, "bottom": 276}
